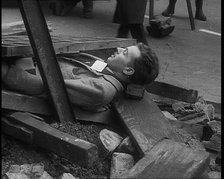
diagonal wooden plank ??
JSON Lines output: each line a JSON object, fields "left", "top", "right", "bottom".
{"left": 2, "top": 112, "right": 98, "bottom": 167}
{"left": 1, "top": 90, "right": 53, "bottom": 115}
{"left": 122, "top": 139, "right": 210, "bottom": 178}
{"left": 18, "top": 0, "right": 75, "bottom": 123}
{"left": 112, "top": 91, "right": 183, "bottom": 157}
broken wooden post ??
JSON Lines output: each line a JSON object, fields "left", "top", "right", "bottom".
{"left": 112, "top": 92, "right": 183, "bottom": 156}
{"left": 121, "top": 139, "right": 210, "bottom": 178}
{"left": 2, "top": 112, "right": 98, "bottom": 167}
{"left": 18, "top": 0, "right": 75, "bottom": 122}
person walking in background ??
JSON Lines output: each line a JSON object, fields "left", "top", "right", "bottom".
{"left": 162, "top": 0, "right": 207, "bottom": 21}
{"left": 113, "top": 0, "right": 149, "bottom": 45}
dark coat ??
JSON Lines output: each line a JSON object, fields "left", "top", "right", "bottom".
{"left": 113, "top": 0, "right": 148, "bottom": 24}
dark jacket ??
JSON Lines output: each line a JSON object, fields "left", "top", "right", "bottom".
{"left": 113, "top": 0, "right": 148, "bottom": 24}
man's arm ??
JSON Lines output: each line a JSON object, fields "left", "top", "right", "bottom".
{"left": 65, "top": 78, "right": 117, "bottom": 110}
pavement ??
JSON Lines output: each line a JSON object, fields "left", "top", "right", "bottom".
{"left": 2, "top": 0, "right": 221, "bottom": 103}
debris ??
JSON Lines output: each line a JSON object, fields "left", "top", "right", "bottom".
{"left": 174, "top": 128, "right": 205, "bottom": 151}
{"left": 172, "top": 101, "right": 195, "bottom": 113}
{"left": 8, "top": 165, "right": 21, "bottom": 173}
{"left": 171, "top": 100, "right": 216, "bottom": 124}
{"left": 169, "top": 120, "right": 204, "bottom": 140}
{"left": 31, "top": 163, "right": 45, "bottom": 177}
{"left": 5, "top": 173, "right": 30, "bottom": 179}
{"left": 1, "top": 134, "right": 6, "bottom": 148}
{"left": 115, "top": 137, "right": 136, "bottom": 155}
{"left": 162, "top": 111, "right": 177, "bottom": 121}
{"left": 99, "top": 129, "right": 123, "bottom": 152}
{"left": 121, "top": 139, "right": 210, "bottom": 178}
{"left": 207, "top": 171, "right": 221, "bottom": 179}
{"left": 1, "top": 20, "right": 52, "bottom": 36}
{"left": 58, "top": 173, "right": 79, "bottom": 179}
{"left": 207, "top": 120, "right": 221, "bottom": 134}
{"left": 194, "top": 102, "right": 215, "bottom": 121}
{"left": 110, "top": 152, "right": 134, "bottom": 178}
{"left": 5, "top": 163, "right": 53, "bottom": 179}
{"left": 38, "top": 171, "right": 53, "bottom": 179}
{"left": 202, "top": 133, "right": 221, "bottom": 152}
{"left": 215, "top": 151, "right": 221, "bottom": 165}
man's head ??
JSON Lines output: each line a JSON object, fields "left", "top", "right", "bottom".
{"left": 107, "top": 43, "right": 159, "bottom": 85}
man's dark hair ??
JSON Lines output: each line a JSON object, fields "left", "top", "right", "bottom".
{"left": 130, "top": 43, "right": 159, "bottom": 85}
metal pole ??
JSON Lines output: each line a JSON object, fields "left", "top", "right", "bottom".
{"left": 186, "top": 0, "right": 195, "bottom": 30}
{"left": 149, "top": 0, "right": 154, "bottom": 21}
{"left": 18, "top": 0, "right": 76, "bottom": 122}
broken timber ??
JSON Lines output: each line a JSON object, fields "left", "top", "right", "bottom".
{"left": 2, "top": 35, "right": 136, "bottom": 58}
{"left": 112, "top": 91, "right": 210, "bottom": 178}
{"left": 122, "top": 139, "right": 210, "bottom": 178}
{"left": 112, "top": 91, "right": 183, "bottom": 156}
{"left": 146, "top": 81, "right": 199, "bottom": 103}
{"left": 2, "top": 112, "right": 98, "bottom": 167}
{"left": 1, "top": 90, "right": 115, "bottom": 124}
{"left": 18, "top": 0, "right": 75, "bottom": 123}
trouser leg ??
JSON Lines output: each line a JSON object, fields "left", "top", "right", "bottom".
{"left": 162, "top": 0, "right": 177, "bottom": 16}
{"left": 82, "top": 0, "right": 93, "bottom": 18}
{"left": 117, "top": 24, "right": 130, "bottom": 38}
{"left": 49, "top": 0, "right": 79, "bottom": 16}
{"left": 129, "top": 24, "right": 148, "bottom": 45}
{"left": 195, "top": 0, "right": 207, "bottom": 21}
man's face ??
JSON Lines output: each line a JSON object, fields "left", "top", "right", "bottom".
{"left": 107, "top": 45, "right": 141, "bottom": 72}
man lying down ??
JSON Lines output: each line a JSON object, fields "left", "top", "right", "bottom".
{"left": 2, "top": 43, "right": 159, "bottom": 112}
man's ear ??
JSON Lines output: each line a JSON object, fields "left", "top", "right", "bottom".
{"left": 123, "top": 67, "right": 135, "bottom": 76}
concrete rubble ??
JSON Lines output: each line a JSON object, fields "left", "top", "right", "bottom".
{"left": 110, "top": 152, "right": 134, "bottom": 178}
{"left": 99, "top": 129, "right": 123, "bottom": 152}
{"left": 4, "top": 163, "right": 79, "bottom": 179}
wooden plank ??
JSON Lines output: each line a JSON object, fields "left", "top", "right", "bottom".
{"left": 2, "top": 35, "right": 136, "bottom": 57}
{"left": 3, "top": 112, "right": 98, "bottom": 167}
{"left": 2, "top": 90, "right": 53, "bottom": 115}
{"left": 2, "top": 117, "right": 34, "bottom": 145}
{"left": 2, "top": 20, "right": 52, "bottom": 36}
{"left": 112, "top": 91, "right": 183, "bottom": 157}
{"left": 1, "top": 90, "right": 114, "bottom": 124}
{"left": 122, "top": 139, "right": 210, "bottom": 178}
{"left": 146, "top": 81, "right": 198, "bottom": 103}
{"left": 18, "top": 0, "right": 75, "bottom": 123}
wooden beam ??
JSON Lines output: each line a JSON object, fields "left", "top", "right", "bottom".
{"left": 122, "top": 139, "right": 210, "bottom": 178}
{"left": 2, "top": 35, "right": 136, "bottom": 58}
{"left": 2, "top": 90, "right": 53, "bottom": 115}
{"left": 112, "top": 92, "right": 183, "bottom": 157}
{"left": 2, "top": 112, "right": 98, "bottom": 167}
{"left": 18, "top": 0, "right": 75, "bottom": 122}
{"left": 146, "top": 81, "right": 198, "bottom": 103}
{"left": 1, "top": 90, "right": 114, "bottom": 124}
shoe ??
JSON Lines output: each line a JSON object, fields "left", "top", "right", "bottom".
{"left": 195, "top": 11, "right": 207, "bottom": 21}
{"left": 83, "top": 11, "right": 93, "bottom": 19}
{"left": 83, "top": 6, "right": 93, "bottom": 19}
{"left": 162, "top": 7, "right": 175, "bottom": 17}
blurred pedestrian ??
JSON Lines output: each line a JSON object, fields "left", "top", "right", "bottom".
{"left": 162, "top": 0, "right": 207, "bottom": 21}
{"left": 49, "top": 0, "right": 93, "bottom": 18}
{"left": 113, "top": 0, "right": 148, "bottom": 45}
